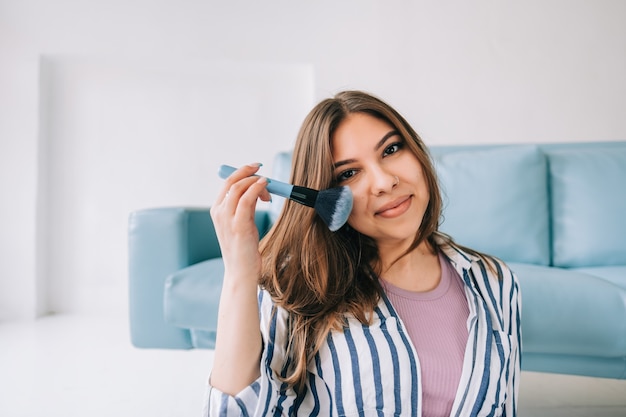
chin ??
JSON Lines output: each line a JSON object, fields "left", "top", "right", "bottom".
{"left": 373, "top": 227, "right": 420, "bottom": 244}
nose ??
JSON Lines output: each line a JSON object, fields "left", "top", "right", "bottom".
{"left": 370, "top": 169, "right": 399, "bottom": 195}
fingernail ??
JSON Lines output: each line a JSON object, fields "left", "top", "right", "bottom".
{"left": 248, "top": 162, "right": 263, "bottom": 168}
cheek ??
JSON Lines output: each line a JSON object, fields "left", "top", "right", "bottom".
{"left": 349, "top": 188, "right": 368, "bottom": 215}
{"left": 345, "top": 192, "right": 370, "bottom": 229}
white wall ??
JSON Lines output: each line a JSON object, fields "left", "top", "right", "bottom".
{"left": 1, "top": 0, "right": 625, "bottom": 320}
{"left": 0, "top": 57, "right": 41, "bottom": 319}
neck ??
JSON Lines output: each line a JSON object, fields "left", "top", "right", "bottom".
{"left": 379, "top": 240, "right": 441, "bottom": 292}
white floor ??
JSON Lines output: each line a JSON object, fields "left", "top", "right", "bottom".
{"left": 1, "top": 313, "right": 625, "bottom": 417}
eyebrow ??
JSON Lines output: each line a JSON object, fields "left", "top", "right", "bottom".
{"left": 333, "top": 130, "right": 400, "bottom": 169}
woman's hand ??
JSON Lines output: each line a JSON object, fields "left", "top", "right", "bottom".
{"left": 210, "top": 163, "right": 271, "bottom": 284}
{"left": 209, "top": 163, "right": 270, "bottom": 395}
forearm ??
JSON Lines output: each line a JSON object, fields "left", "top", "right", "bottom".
{"left": 209, "top": 273, "right": 262, "bottom": 395}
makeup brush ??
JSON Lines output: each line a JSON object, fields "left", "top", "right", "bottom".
{"left": 218, "top": 164, "right": 353, "bottom": 232}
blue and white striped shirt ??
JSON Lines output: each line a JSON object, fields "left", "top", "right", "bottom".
{"left": 204, "top": 244, "right": 521, "bottom": 417}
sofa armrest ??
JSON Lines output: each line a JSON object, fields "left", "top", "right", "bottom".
{"left": 128, "top": 207, "right": 271, "bottom": 349}
{"left": 128, "top": 208, "right": 212, "bottom": 348}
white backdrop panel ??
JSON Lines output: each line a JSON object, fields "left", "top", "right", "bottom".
{"left": 40, "top": 57, "right": 314, "bottom": 314}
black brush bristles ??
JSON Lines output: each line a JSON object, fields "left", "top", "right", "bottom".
{"left": 321, "top": 186, "right": 353, "bottom": 231}
{"left": 290, "top": 185, "right": 353, "bottom": 232}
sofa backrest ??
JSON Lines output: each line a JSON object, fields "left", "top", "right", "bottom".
{"left": 269, "top": 151, "right": 293, "bottom": 223}
{"left": 431, "top": 145, "right": 550, "bottom": 265}
{"left": 545, "top": 145, "right": 626, "bottom": 268}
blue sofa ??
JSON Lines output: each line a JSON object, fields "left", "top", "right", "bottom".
{"left": 128, "top": 141, "right": 626, "bottom": 379}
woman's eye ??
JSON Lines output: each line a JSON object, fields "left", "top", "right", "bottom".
{"left": 337, "top": 169, "right": 356, "bottom": 182}
{"left": 383, "top": 142, "right": 403, "bottom": 156}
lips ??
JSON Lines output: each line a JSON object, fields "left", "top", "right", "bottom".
{"left": 375, "top": 195, "right": 412, "bottom": 218}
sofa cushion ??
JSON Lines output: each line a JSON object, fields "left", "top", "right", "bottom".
{"left": 509, "top": 263, "right": 626, "bottom": 358}
{"left": 432, "top": 145, "right": 550, "bottom": 265}
{"left": 164, "top": 258, "right": 223, "bottom": 336}
{"left": 572, "top": 266, "right": 626, "bottom": 290}
{"left": 189, "top": 329, "right": 217, "bottom": 349}
{"left": 548, "top": 147, "right": 626, "bottom": 267}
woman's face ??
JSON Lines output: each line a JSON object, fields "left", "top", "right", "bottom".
{"left": 331, "top": 113, "right": 430, "bottom": 251}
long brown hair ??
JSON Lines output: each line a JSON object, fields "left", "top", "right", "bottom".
{"left": 258, "top": 90, "right": 448, "bottom": 390}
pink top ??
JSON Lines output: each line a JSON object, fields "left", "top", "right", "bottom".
{"left": 381, "top": 253, "right": 470, "bottom": 417}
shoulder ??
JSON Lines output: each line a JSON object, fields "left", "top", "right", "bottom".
{"left": 441, "top": 243, "right": 521, "bottom": 315}
{"left": 441, "top": 242, "right": 518, "bottom": 285}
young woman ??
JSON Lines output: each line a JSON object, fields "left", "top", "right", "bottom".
{"left": 206, "top": 91, "right": 521, "bottom": 416}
